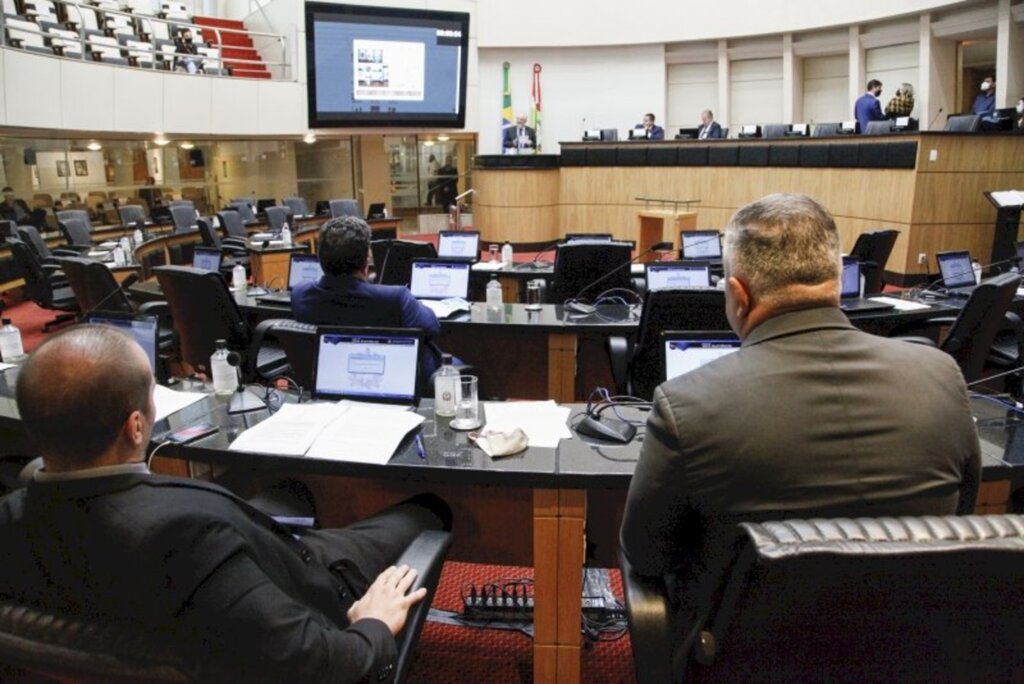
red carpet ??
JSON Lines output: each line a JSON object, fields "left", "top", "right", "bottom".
{"left": 408, "top": 562, "right": 636, "bottom": 683}
{"left": 0, "top": 296, "right": 65, "bottom": 353}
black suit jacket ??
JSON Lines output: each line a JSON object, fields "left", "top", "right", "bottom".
{"left": 696, "top": 122, "right": 723, "bottom": 139}
{"left": 0, "top": 474, "right": 397, "bottom": 683}
{"left": 502, "top": 124, "right": 536, "bottom": 148}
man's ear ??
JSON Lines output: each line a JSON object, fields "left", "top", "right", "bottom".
{"left": 727, "top": 276, "right": 752, "bottom": 320}
{"left": 124, "top": 410, "right": 145, "bottom": 447}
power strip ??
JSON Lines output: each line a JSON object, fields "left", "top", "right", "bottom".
{"left": 462, "top": 587, "right": 610, "bottom": 621}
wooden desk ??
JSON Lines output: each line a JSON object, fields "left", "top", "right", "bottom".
{"left": 248, "top": 244, "right": 308, "bottom": 288}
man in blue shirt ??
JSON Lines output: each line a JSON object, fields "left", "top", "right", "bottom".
{"left": 292, "top": 217, "right": 444, "bottom": 383}
{"left": 972, "top": 76, "right": 996, "bottom": 116}
{"left": 854, "top": 79, "right": 885, "bottom": 134}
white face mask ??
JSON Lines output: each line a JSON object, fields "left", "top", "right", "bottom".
{"left": 981, "top": 82, "right": 991, "bottom": 92}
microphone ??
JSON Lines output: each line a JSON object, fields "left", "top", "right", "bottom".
{"left": 525, "top": 239, "right": 562, "bottom": 269}
{"left": 564, "top": 241, "right": 673, "bottom": 314}
{"left": 928, "top": 107, "right": 945, "bottom": 131}
{"left": 79, "top": 273, "right": 139, "bottom": 320}
{"left": 225, "top": 349, "right": 265, "bottom": 414}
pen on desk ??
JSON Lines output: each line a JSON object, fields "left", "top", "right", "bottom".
{"left": 415, "top": 434, "right": 426, "bottom": 459}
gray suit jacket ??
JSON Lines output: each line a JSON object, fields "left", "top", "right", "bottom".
{"left": 621, "top": 305, "right": 980, "bottom": 577}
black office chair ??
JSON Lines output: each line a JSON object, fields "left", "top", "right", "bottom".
{"left": 548, "top": 241, "right": 633, "bottom": 304}
{"left": 197, "top": 218, "right": 248, "bottom": 267}
{"left": 255, "top": 319, "right": 318, "bottom": 389}
{"left": 620, "top": 514, "right": 1024, "bottom": 683}
{"left": 58, "top": 217, "right": 99, "bottom": 252}
{"left": 216, "top": 209, "right": 251, "bottom": 246}
{"left": 168, "top": 200, "right": 195, "bottom": 211}
{"left": 283, "top": 196, "right": 309, "bottom": 217}
{"left": 897, "top": 272, "right": 1021, "bottom": 383}
{"left": 761, "top": 123, "right": 790, "bottom": 139}
{"left": 945, "top": 114, "right": 980, "bottom": 132}
{"left": 169, "top": 205, "right": 197, "bottom": 233}
{"left": 55, "top": 208, "right": 93, "bottom": 232}
{"left": 864, "top": 120, "right": 894, "bottom": 135}
{"left": 849, "top": 229, "right": 899, "bottom": 295}
{"left": 154, "top": 265, "right": 289, "bottom": 381}
{"left": 811, "top": 122, "right": 841, "bottom": 137}
{"left": 372, "top": 239, "right": 437, "bottom": 287}
{"left": 0, "top": 529, "right": 452, "bottom": 684}
{"left": 16, "top": 225, "right": 79, "bottom": 266}
{"left": 329, "top": 199, "right": 360, "bottom": 219}
{"left": 0, "top": 220, "right": 17, "bottom": 239}
{"left": 607, "top": 289, "right": 730, "bottom": 399}
{"left": 6, "top": 238, "right": 78, "bottom": 331}
{"left": 118, "top": 204, "right": 147, "bottom": 228}
{"left": 264, "top": 206, "right": 291, "bottom": 234}
{"left": 564, "top": 232, "right": 613, "bottom": 242}
{"left": 228, "top": 200, "right": 257, "bottom": 224}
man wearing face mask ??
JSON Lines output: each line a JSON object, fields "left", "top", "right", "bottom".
{"left": 972, "top": 76, "right": 996, "bottom": 117}
{"left": 854, "top": 80, "right": 885, "bottom": 134}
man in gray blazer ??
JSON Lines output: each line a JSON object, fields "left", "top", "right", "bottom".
{"left": 620, "top": 193, "right": 980, "bottom": 674}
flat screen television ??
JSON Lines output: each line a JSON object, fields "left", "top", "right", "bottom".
{"left": 305, "top": 3, "right": 469, "bottom": 129}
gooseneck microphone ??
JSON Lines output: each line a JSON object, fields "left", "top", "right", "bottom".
{"left": 564, "top": 241, "right": 674, "bottom": 315}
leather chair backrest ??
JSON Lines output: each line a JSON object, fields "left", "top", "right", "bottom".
{"left": 630, "top": 289, "right": 731, "bottom": 399}
{"left": 329, "top": 199, "right": 360, "bottom": 219}
{"left": 267, "top": 319, "right": 317, "bottom": 389}
{"left": 941, "top": 271, "right": 1020, "bottom": 381}
{"left": 153, "top": 265, "right": 250, "bottom": 372}
{"left": 59, "top": 218, "right": 92, "bottom": 247}
{"left": 0, "top": 220, "right": 17, "bottom": 239}
{"left": 118, "top": 204, "right": 146, "bottom": 227}
{"left": 849, "top": 229, "right": 899, "bottom": 295}
{"left": 55, "top": 209, "right": 92, "bottom": 232}
{"left": 811, "top": 122, "right": 840, "bottom": 137}
{"left": 57, "top": 256, "right": 132, "bottom": 314}
{"left": 228, "top": 201, "right": 256, "bottom": 223}
{"left": 15, "top": 225, "right": 51, "bottom": 261}
{"left": 761, "top": 124, "right": 790, "bottom": 139}
{"left": 692, "top": 515, "right": 1024, "bottom": 682}
{"left": 169, "top": 205, "right": 197, "bottom": 233}
{"left": 549, "top": 242, "right": 633, "bottom": 304}
{"left": 945, "top": 114, "right": 980, "bottom": 133}
{"left": 864, "top": 120, "right": 894, "bottom": 135}
{"left": 6, "top": 238, "right": 47, "bottom": 294}
{"left": 217, "top": 210, "right": 247, "bottom": 240}
{"left": 283, "top": 197, "right": 309, "bottom": 217}
{"left": 374, "top": 239, "right": 438, "bottom": 287}
{"left": 196, "top": 217, "right": 221, "bottom": 248}
{"left": 264, "top": 206, "right": 288, "bottom": 233}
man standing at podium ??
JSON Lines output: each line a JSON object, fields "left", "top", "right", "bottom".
{"left": 502, "top": 114, "right": 536, "bottom": 151}
{"left": 620, "top": 193, "right": 980, "bottom": 678}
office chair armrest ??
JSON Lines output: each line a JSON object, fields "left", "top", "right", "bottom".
{"left": 619, "top": 551, "right": 675, "bottom": 684}
{"left": 51, "top": 248, "right": 83, "bottom": 258}
{"left": 222, "top": 236, "right": 248, "bottom": 249}
{"left": 248, "top": 318, "right": 287, "bottom": 379}
{"left": 897, "top": 336, "right": 938, "bottom": 348}
{"left": 393, "top": 530, "right": 453, "bottom": 684}
{"left": 137, "top": 300, "right": 172, "bottom": 330}
{"left": 606, "top": 335, "right": 633, "bottom": 396}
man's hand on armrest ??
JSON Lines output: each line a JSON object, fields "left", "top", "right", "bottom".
{"left": 347, "top": 565, "right": 427, "bottom": 636}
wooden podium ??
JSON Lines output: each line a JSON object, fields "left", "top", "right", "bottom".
{"left": 637, "top": 209, "right": 697, "bottom": 260}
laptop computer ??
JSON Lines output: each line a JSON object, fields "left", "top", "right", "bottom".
{"left": 935, "top": 250, "right": 977, "bottom": 296}
{"left": 84, "top": 312, "right": 160, "bottom": 379}
{"left": 680, "top": 231, "right": 723, "bottom": 262}
{"left": 661, "top": 331, "right": 741, "bottom": 382}
{"left": 645, "top": 261, "right": 711, "bottom": 290}
{"left": 313, "top": 327, "right": 422, "bottom": 405}
{"left": 437, "top": 230, "right": 481, "bottom": 261}
{"left": 258, "top": 254, "right": 325, "bottom": 304}
{"left": 366, "top": 202, "right": 387, "bottom": 220}
{"left": 192, "top": 246, "right": 223, "bottom": 273}
{"left": 409, "top": 259, "right": 472, "bottom": 318}
{"left": 838, "top": 256, "right": 895, "bottom": 313}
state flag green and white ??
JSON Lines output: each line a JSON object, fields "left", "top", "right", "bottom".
{"left": 501, "top": 61, "right": 514, "bottom": 152}
{"left": 531, "top": 63, "right": 542, "bottom": 153}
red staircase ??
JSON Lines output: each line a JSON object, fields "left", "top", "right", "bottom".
{"left": 193, "top": 16, "right": 271, "bottom": 80}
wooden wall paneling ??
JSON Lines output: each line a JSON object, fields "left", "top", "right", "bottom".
{"left": 475, "top": 169, "right": 560, "bottom": 243}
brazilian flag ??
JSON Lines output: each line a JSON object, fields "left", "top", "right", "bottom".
{"left": 501, "top": 62, "right": 513, "bottom": 149}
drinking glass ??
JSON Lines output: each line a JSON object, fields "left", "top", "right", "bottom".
{"left": 451, "top": 375, "right": 481, "bottom": 430}
{"left": 526, "top": 281, "right": 542, "bottom": 310}
{"left": 489, "top": 244, "right": 500, "bottom": 262}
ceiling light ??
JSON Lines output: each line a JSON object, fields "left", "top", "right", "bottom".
{"left": 86, "top": 141, "right": 102, "bottom": 151}
{"left": 437, "top": 135, "right": 450, "bottom": 142}
{"left": 153, "top": 134, "right": 170, "bottom": 146}
{"left": 423, "top": 140, "right": 435, "bottom": 147}
{"left": 303, "top": 132, "right": 317, "bottom": 144}
{"left": 179, "top": 142, "right": 195, "bottom": 150}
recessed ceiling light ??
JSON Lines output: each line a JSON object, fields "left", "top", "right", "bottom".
{"left": 86, "top": 141, "right": 102, "bottom": 151}
{"left": 303, "top": 132, "right": 317, "bottom": 144}
{"left": 179, "top": 142, "right": 195, "bottom": 150}
{"left": 423, "top": 140, "right": 435, "bottom": 147}
{"left": 437, "top": 135, "right": 450, "bottom": 142}
{"left": 153, "top": 134, "right": 170, "bottom": 146}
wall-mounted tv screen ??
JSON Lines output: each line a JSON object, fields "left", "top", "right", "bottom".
{"left": 305, "top": 3, "right": 469, "bottom": 129}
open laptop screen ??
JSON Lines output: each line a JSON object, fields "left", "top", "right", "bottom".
{"left": 314, "top": 328, "right": 421, "bottom": 404}
{"left": 662, "top": 331, "right": 740, "bottom": 382}
{"left": 841, "top": 256, "right": 861, "bottom": 298}
{"left": 84, "top": 312, "right": 159, "bottom": 374}
{"left": 646, "top": 262, "right": 711, "bottom": 290}
{"left": 681, "top": 231, "right": 722, "bottom": 259}
{"left": 409, "top": 260, "right": 470, "bottom": 300}
{"left": 936, "top": 251, "right": 975, "bottom": 288}
{"left": 437, "top": 231, "right": 480, "bottom": 259}
{"left": 192, "top": 247, "right": 223, "bottom": 273}
{"left": 288, "top": 254, "right": 324, "bottom": 290}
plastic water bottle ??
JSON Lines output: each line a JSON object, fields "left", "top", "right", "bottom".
{"left": 433, "top": 353, "right": 460, "bottom": 417}
{"left": 486, "top": 275, "right": 503, "bottom": 309}
{"left": 972, "top": 260, "right": 982, "bottom": 284}
{"left": 133, "top": 228, "right": 144, "bottom": 245}
{"left": 281, "top": 222, "right": 292, "bottom": 246}
{"left": 210, "top": 339, "right": 236, "bottom": 395}
{"left": 0, "top": 318, "right": 25, "bottom": 363}
{"left": 112, "top": 245, "right": 125, "bottom": 266}
{"left": 232, "top": 263, "right": 247, "bottom": 291}
{"left": 501, "top": 241, "right": 513, "bottom": 265}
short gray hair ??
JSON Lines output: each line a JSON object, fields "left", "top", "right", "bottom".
{"left": 724, "top": 194, "right": 840, "bottom": 302}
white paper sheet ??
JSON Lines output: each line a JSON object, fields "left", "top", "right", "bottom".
{"left": 482, "top": 400, "right": 572, "bottom": 448}
{"left": 153, "top": 384, "right": 209, "bottom": 422}
{"left": 306, "top": 403, "right": 424, "bottom": 464}
{"left": 228, "top": 402, "right": 346, "bottom": 456}
{"left": 868, "top": 296, "right": 932, "bottom": 312}
{"left": 471, "top": 261, "right": 505, "bottom": 271}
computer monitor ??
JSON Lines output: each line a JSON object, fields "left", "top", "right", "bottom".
{"left": 288, "top": 254, "right": 324, "bottom": 290}
{"left": 256, "top": 198, "right": 276, "bottom": 214}
{"left": 841, "top": 256, "right": 861, "bottom": 298}
{"left": 313, "top": 327, "right": 422, "bottom": 404}
{"left": 565, "top": 233, "right": 613, "bottom": 243}
{"left": 84, "top": 312, "right": 159, "bottom": 376}
{"left": 645, "top": 262, "right": 711, "bottom": 290}
{"left": 936, "top": 250, "right": 976, "bottom": 288}
{"left": 192, "top": 246, "right": 223, "bottom": 273}
{"left": 680, "top": 231, "right": 722, "bottom": 259}
{"left": 409, "top": 260, "right": 471, "bottom": 300}
{"left": 437, "top": 230, "right": 480, "bottom": 259}
{"left": 600, "top": 129, "right": 618, "bottom": 141}
{"left": 661, "top": 331, "right": 741, "bottom": 382}
{"left": 366, "top": 202, "right": 387, "bottom": 220}
{"left": 677, "top": 127, "right": 700, "bottom": 139}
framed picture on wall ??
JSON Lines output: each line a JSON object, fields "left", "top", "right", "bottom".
{"left": 56, "top": 160, "right": 69, "bottom": 177}
{"left": 74, "top": 160, "right": 88, "bottom": 176}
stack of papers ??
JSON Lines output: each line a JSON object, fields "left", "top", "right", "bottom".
{"left": 868, "top": 296, "right": 931, "bottom": 312}
{"left": 228, "top": 401, "right": 424, "bottom": 464}
{"left": 471, "top": 261, "right": 505, "bottom": 271}
{"left": 153, "top": 384, "right": 208, "bottom": 421}
{"left": 990, "top": 190, "right": 1024, "bottom": 208}
{"left": 421, "top": 298, "right": 471, "bottom": 319}
{"left": 482, "top": 400, "right": 572, "bottom": 448}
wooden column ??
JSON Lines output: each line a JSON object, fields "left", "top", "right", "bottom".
{"left": 547, "top": 333, "right": 577, "bottom": 403}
